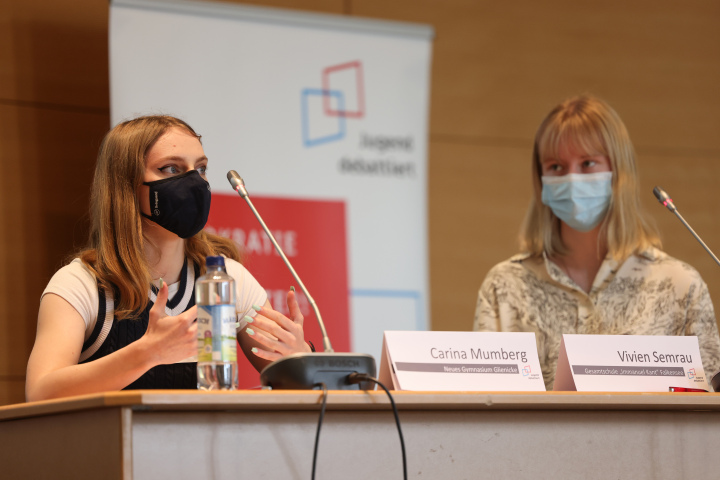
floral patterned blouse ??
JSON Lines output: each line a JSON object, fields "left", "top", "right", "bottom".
{"left": 473, "top": 247, "right": 720, "bottom": 390}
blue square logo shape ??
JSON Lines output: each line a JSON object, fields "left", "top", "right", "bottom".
{"left": 301, "top": 88, "right": 346, "bottom": 147}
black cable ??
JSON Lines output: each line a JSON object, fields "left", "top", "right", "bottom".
{"left": 311, "top": 382, "right": 328, "bottom": 480}
{"left": 347, "top": 373, "right": 407, "bottom": 480}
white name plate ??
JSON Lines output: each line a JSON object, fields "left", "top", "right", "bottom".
{"left": 554, "top": 334, "right": 709, "bottom": 392}
{"left": 378, "top": 331, "right": 546, "bottom": 391}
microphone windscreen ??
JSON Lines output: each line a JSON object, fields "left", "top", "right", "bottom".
{"left": 653, "top": 186, "right": 677, "bottom": 212}
{"left": 227, "top": 170, "right": 244, "bottom": 191}
{"left": 653, "top": 186, "right": 669, "bottom": 202}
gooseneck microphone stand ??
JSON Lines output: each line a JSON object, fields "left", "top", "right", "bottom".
{"left": 227, "top": 170, "right": 376, "bottom": 390}
{"left": 653, "top": 186, "right": 720, "bottom": 267}
{"left": 653, "top": 186, "right": 720, "bottom": 391}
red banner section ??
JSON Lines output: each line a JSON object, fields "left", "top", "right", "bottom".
{"left": 206, "top": 193, "right": 350, "bottom": 388}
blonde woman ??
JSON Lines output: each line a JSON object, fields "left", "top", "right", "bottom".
{"left": 26, "top": 115, "right": 309, "bottom": 401}
{"left": 474, "top": 95, "right": 720, "bottom": 389}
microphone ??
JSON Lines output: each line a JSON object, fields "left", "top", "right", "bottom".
{"left": 653, "top": 186, "right": 720, "bottom": 391}
{"left": 652, "top": 186, "right": 676, "bottom": 212}
{"left": 228, "top": 170, "right": 333, "bottom": 352}
{"left": 653, "top": 186, "right": 720, "bottom": 268}
{"left": 226, "top": 170, "right": 376, "bottom": 390}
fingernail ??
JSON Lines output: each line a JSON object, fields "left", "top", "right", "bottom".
{"left": 244, "top": 315, "right": 254, "bottom": 324}
{"left": 251, "top": 347, "right": 258, "bottom": 354}
{"left": 234, "top": 322, "right": 241, "bottom": 328}
{"left": 290, "top": 286, "right": 295, "bottom": 292}
{"left": 251, "top": 305, "right": 261, "bottom": 312}
{"left": 158, "top": 278, "right": 164, "bottom": 289}
{"left": 247, "top": 327, "right": 255, "bottom": 336}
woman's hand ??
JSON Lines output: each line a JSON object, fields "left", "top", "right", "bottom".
{"left": 141, "top": 281, "right": 197, "bottom": 367}
{"left": 25, "top": 283, "right": 198, "bottom": 402}
{"left": 243, "top": 288, "right": 311, "bottom": 363}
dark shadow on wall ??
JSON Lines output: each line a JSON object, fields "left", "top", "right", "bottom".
{"left": 9, "top": 16, "right": 109, "bottom": 109}
{"left": 1, "top": 18, "right": 111, "bottom": 404}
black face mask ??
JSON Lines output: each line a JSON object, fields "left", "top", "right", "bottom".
{"left": 142, "top": 170, "right": 211, "bottom": 239}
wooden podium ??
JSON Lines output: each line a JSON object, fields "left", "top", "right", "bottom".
{"left": 1, "top": 390, "right": 719, "bottom": 479}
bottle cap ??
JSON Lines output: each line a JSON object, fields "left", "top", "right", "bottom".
{"left": 205, "top": 256, "right": 225, "bottom": 267}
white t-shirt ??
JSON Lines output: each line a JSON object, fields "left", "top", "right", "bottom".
{"left": 42, "top": 258, "right": 268, "bottom": 342}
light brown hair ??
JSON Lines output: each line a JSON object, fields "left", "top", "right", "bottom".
{"left": 79, "top": 115, "right": 240, "bottom": 319}
{"left": 520, "top": 95, "right": 661, "bottom": 260}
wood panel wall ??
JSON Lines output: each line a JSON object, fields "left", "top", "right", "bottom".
{"left": 1, "top": 0, "right": 718, "bottom": 405}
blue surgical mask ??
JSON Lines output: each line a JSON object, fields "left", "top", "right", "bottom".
{"left": 541, "top": 172, "right": 612, "bottom": 232}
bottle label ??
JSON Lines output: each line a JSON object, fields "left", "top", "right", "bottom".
{"left": 197, "top": 305, "right": 237, "bottom": 362}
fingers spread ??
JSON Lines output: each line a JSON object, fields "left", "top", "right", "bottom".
{"left": 253, "top": 305, "right": 295, "bottom": 332}
{"left": 250, "top": 345, "right": 282, "bottom": 362}
{"left": 245, "top": 299, "right": 308, "bottom": 356}
{"left": 246, "top": 320, "right": 293, "bottom": 355}
{"left": 286, "top": 290, "right": 305, "bottom": 326}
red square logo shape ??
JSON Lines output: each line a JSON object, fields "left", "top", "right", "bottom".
{"left": 322, "top": 60, "right": 365, "bottom": 119}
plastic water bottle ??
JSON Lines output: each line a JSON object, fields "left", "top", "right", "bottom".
{"left": 196, "top": 256, "right": 238, "bottom": 390}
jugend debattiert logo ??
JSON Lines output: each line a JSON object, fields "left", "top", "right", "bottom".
{"left": 301, "top": 60, "right": 417, "bottom": 178}
{"left": 301, "top": 60, "right": 365, "bottom": 147}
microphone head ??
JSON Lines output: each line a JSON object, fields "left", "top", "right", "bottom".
{"left": 227, "top": 170, "right": 244, "bottom": 190}
{"left": 653, "top": 186, "right": 676, "bottom": 212}
{"left": 227, "top": 170, "right": 249, "bottom": 198}
{"left": 653, "top": 186, "right": 669, "bottom": 202}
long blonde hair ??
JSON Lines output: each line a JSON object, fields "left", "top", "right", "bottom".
{"left": 520, "top": 95, "right": 661, "bottom": 260}
{"left": 79, "top": 115, "right": 240, "bottom": 319}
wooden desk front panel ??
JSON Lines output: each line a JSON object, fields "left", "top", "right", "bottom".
{"left": 1, "top": 407, "right": 125, "bottom": 480}
{"left": 2, "top": 391, "right": 719, "bottom": 479}
{"left": 130, "top": 408, "right": 717, "bottom": 479}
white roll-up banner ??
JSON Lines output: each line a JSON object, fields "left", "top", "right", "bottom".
{"left": 110, "top": 0, "right": 434, "bottom": 387}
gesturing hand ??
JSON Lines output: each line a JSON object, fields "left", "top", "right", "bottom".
{"left": 143, "top": 281, "right": 198, "bottom": 366}
{"left": 245, "top": 288, "right": 311, "bottom": 362}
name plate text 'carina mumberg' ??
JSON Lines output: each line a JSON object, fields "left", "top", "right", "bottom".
{"left": 378, "top": 331, "right": 545, "bottom": 391}
{"left": 554, "top": 334, "right": 709, "bottom": 392}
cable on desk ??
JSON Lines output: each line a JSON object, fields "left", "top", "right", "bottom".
{"left": 311, "top": 382, "right": 328, "bottom": 480}
{"left": 347, "top": 373, "right": 407, "bottom": 480}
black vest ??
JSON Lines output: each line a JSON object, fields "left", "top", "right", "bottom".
{"left": 79, "top": 261, "right": 197, "bottom": 390}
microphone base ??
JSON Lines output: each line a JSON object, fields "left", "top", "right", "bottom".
{"left": 260, "top": 353, "right": 377, "bottom": 390}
